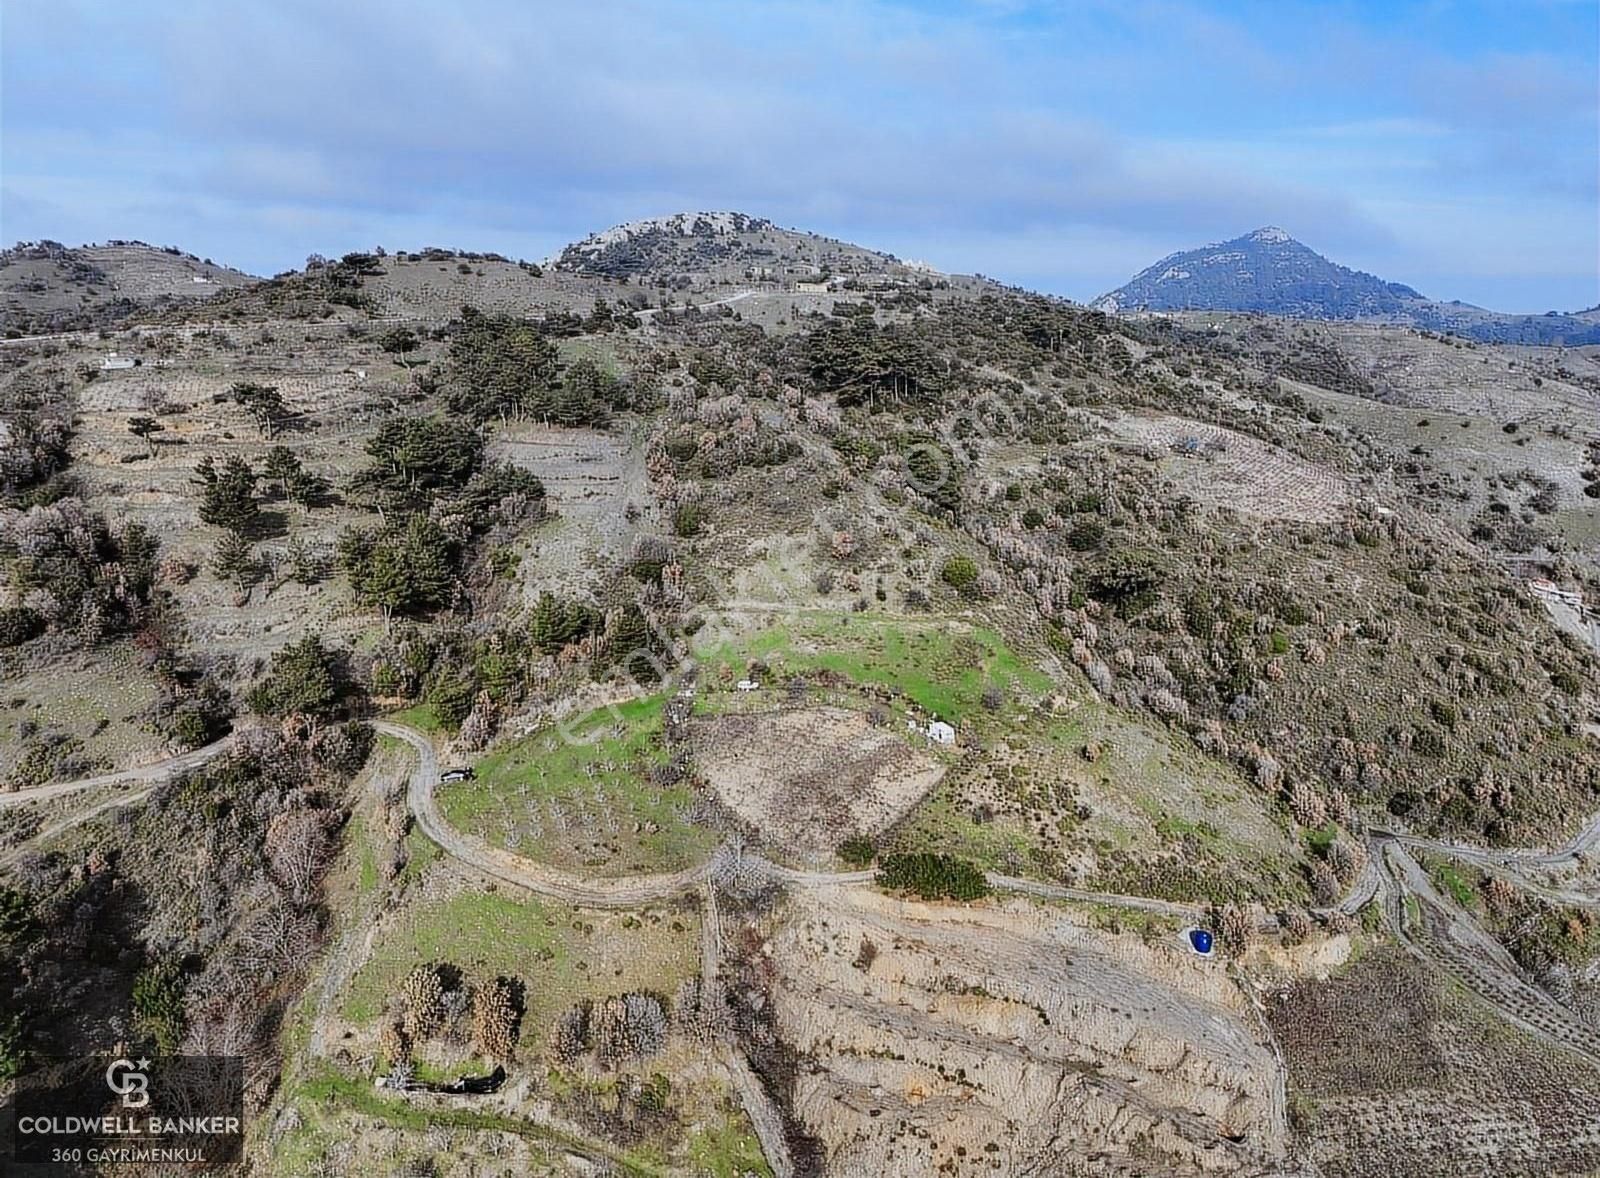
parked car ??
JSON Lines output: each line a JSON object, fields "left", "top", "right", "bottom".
{"left": 440, "top": 767, "right": 475, "bottom": 783}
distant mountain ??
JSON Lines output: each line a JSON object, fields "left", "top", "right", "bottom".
{"left": 552, "top": 210, "right": 943, "bottom": 284}
{"left": 1093, "top": 228, "right": 1600, "bottom": 346}
{"left": 1, "top": 240, "right": 254, "bottom": 335}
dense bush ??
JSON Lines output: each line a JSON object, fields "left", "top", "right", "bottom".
{"left": 672, "top": 501, "right": 705, "bottom": 538}
{"left": 247, "top": 635, "right": 350, "bottom": 722}
{"left": 4, "top": 499, "right": 159, "bottom": 643}
{"left": 131, "top": 958, "right": 187, "bottom": 1053}
{"left": 0, "top": 606, "right": 44, "bottom": 648}
{"left": 877, "top": 852, "right": 990, "bottom": 900}
{"left": 838, "top": 836, "right": 877, "bottom": 868}
{"left": 940, "top": 555, "right": 979, "bottom": 591}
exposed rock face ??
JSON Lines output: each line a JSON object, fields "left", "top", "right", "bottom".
{"left": 768, "top": 887, "right": 1292, "bottom": 1176}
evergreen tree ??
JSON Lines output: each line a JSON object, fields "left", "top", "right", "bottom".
{"left": 228, "top": 382, "right": 289, "bottom": 438}
{"left": 340, "top": 514, "right": 456, "bottom": 624}
{"left": 529, "top": 592, "right": 600, "bottom": 653}
{"left": 193, "top": 455, "right": 261, "bottom": 533}
{"left": 262, "top": 445, "right": 302, "bottom": 499}
{"left": 287, "top": 468, "right": 332, "bottom": 509}
{"left": 379, "top": 326, "right": 421, "bottom": 366}
{"left": 350, "top": 416, "right": 483, "bottom": 513}
{"left": 211, "top": 530, "right": 259, "bottom": 591}
{"left": 128, "top": 415, "right": 164, "bottom": 457}
{"left": 247, "top": 634, "right": 344, "bottom": 722}
{"left": 445, "top": 308, "right": 560, "bottom": 422}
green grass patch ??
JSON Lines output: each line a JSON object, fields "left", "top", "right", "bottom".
{"left": 290, "top": 1065, "right": 663, "bottom": 1176}
{"left": 440, "top": 694, "right": 717, "bottom": 875}
{"left": 1430, "top": 861, "right": 1480, "bottom": 911}
{"left": 386, "top": 702, "right": 444, "bottom": 735}
{"left": 695, "top": 612, "right": 1050, "bottom": 721}
{"left": 883, "top": 778, "right": 1038, "bottom": 873}
{"left": 340, "top": 889, "right": 698, "bottom": 1056}
{"left": 400, "top": 824, "right": 440, "bottom": 883}
{"left": 685, "top": 1113, "right": 773, "bottom": 1178}
{"left": 1302, "top": 822, "right": 1339, "bottom": 856}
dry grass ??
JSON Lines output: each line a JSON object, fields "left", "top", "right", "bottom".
{"left": 691, "top": 705, "right": 945, "bottom": 859}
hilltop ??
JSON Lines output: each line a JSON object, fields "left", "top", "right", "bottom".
{"left": 0, "top": 240, "right": 254, "bottom": 335}
{"left": 551, "top": 209, "right": 949, "bottom": 286}
{"left": 1094, "top": 227, "right": 1600, "bottom": 346}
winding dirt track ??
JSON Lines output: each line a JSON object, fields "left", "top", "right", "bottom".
{"left": 1391, "top": 819, "right": 1600, "bottom": 908}
{"left": 13, "top": 718, "right": 1600, "bottom": 1090}
{"left": 1376, "top": 838, "right": 1600, "bottom": 1067}
{"left": 372, "top": 721, "right": 713, "bottom": 908}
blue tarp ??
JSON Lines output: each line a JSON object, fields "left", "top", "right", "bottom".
{"left": 1187, "top": 928, "right": 1214, "bottom": 955}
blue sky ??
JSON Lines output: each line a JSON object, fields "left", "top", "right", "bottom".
{"left": 3, "top": 0, "right": 1596, "bottom": 310}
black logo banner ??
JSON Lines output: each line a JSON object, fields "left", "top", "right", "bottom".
{"left": 7, "top": 1055, "right": 244, "bottom": 1167}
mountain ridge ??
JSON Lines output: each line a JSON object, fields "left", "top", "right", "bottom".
{"left": 1094, "top": 227, "right": 1600, "bottom": 346}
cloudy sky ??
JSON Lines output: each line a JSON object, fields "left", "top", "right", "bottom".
{"left": 4, "top": 0, "right": 1596, "bottom": 310}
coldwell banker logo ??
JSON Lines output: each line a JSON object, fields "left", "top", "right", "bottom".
{"left": 105, "top": 1058, "right": 150, "bottom": 1109}
{"left": 9, "top": 1054, "right": 244, "bottom": 1167}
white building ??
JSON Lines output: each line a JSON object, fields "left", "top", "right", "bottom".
{"left": 907, "top": 717, "right": 957, "bottom": 745}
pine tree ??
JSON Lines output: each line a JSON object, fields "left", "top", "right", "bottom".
{"left": 193, "top": 455, "right": 260, "bottom": 533}
{"left": 262, "top": 445, "right": 302, "bottom": 499}
{"left": 128, "top": 415, "right": 164, "bottom": 457}
{"left": 228, "top": 382, "right": 289, "bottom": 438}
{"left": 341, "top": 514, "right": 456, "bottom": 625}
{"left": 247, "top": 634, "right": 343, "bottom": 722}
{"left": 211, "top": 530, "right": 257, "bottom": 591}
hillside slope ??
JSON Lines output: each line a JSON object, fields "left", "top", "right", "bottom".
{"left": 1, "top": 240, "right": 254, "bottom": 334}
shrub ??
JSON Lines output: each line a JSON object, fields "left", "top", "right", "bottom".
{"left": 0, "top": 887, "right": 39, "bottom": 949}
{"left": 132, "top": 959, "right": 187, "bottom": 1053}
{"left": 672, "top": 501, "right": 705, "bottom": 538}
{"left": 1085, "top": 548, "right": 1168, "bottom": 616}
{"left": 939, "top": 555, "right": 979, "bottom": 592}
{"left": 877, "top": 852, "right": 990, "bottom": 901}
{"left": 592, "top": 992, "right": 667, "bottom": 1066}
{"left": 837, "top": 835, "right": 877, "bottom": 868}
{"left": 0, "top": 607, "right": 44, "bottom": 648}
{"left": 472, "top": 976, "right": 524, "bottom": 1060}
{"left": 1065, "top": 516, "right": 1106, "bottom": 552}
{"left": 0, "top": 1011, "right": 27, "bottom": 1080}
{"left": 1552, "top": 668, "right": 1584, "bottom": 696}
{"left": 1218, "top": 904, "right": 1254, "bottom": 953}
{"left": 399, "top": 964, "right": 447, "bottom": 1041}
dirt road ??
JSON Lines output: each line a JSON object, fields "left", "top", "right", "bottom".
{"left": 373, "top": 720, "right": 711, "bottom": 907}
{"left": 1378, "top": 839, "right": 1600, "bottom": 1067}
{"left": 0, "top": 733, "right": 233, "bottom": 810}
